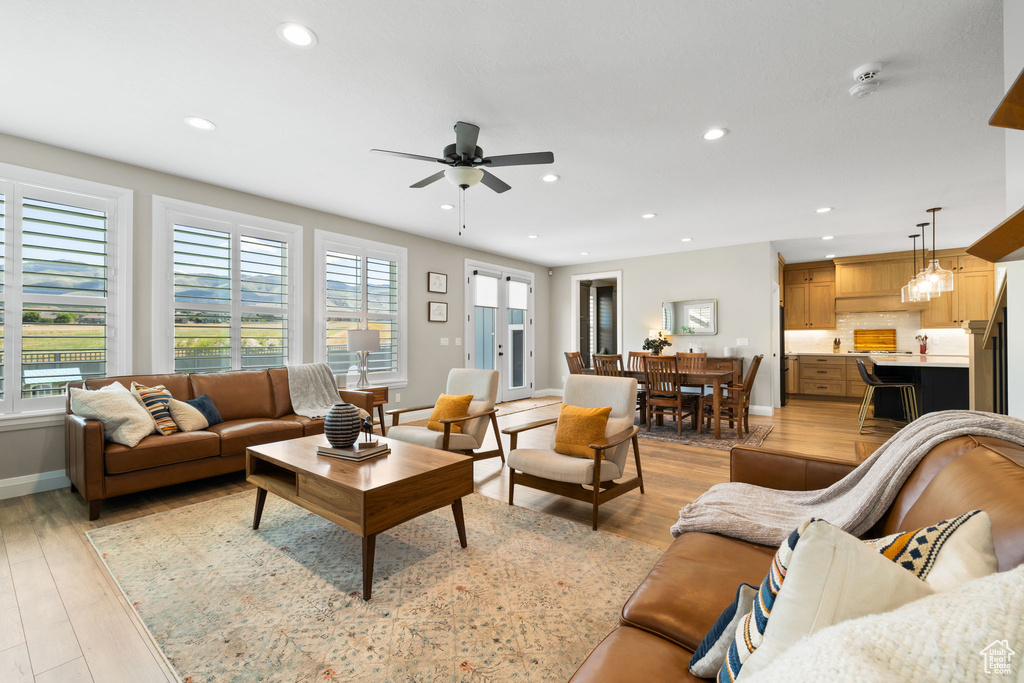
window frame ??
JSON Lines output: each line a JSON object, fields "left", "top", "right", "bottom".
{"left": 0, "top": 161, "right": 133, "bottom": 419}
{"left": 313, "top": 229, "right": 408, "bottom": 388}
{"left": 150, "top": 196, "right": 302, "bottom": 374}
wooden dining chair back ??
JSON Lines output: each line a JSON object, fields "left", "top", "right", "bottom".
{"left": 699, "top": 353, "right": 764, "bottom": 437}
{"left": 675, "top": 352, "right": 708, "bottom": 396}
{"left": 642, "top": 355, "right": 695, "bottom": 435}
{"left": 627, "top": 351, "right": 650, "bottom": 374}
{"left": 593, "top": 354, "right": 624, "bottom": 377}
{"left": 565, "top": 351, "right": 586, "bottom": 375}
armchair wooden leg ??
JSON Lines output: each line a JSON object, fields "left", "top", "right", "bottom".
{"left": 591, "top": 451, "right": 603, "bottom": 531}
{"left": 490, "top": 413, "right": 505, "bottom": 464}
{"left": 508, "top": 468, "right": 516, "bottom": 506}
{"left": 632, "top": 436, "right": 645, "bottom": 494}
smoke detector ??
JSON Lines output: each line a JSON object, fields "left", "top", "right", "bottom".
{"left": 849, "top": 62, "right": 882, "bottom": 99}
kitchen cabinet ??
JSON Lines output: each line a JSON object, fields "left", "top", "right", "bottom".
{"left": 785, "top": 356, "right": 799, "bottom": 394}
{"left": 794, "top": 355, "right": 872, "bottom": 398}
{"left": 784, "top": 264, "right": 836, "bottom": 330}
{"left": 835, "top": 258, "right": 915, "bottom": 298}
{"left": 920, "top": 256, "right": 996, "bottom": 328}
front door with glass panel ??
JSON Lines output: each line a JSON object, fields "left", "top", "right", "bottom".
{"left": 466, "top": 263, "right": 533, "bottom": 402}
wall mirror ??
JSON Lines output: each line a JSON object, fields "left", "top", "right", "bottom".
{"left": 661, "top": 299, "right": 717, "bottom": 336}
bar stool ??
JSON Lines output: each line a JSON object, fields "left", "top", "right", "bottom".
{"left": 856, "top": 359, "right": 919, "bottom": 434}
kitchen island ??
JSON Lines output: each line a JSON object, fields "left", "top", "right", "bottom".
{"left": 869, "top": 355, "right": 969, "bottom": 419}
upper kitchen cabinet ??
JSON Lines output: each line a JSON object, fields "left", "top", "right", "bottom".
{"left": 784, "top": 262, "right": 836, "bottom": 330}
{"left": 920, "top": 255, "right": 996, "bottom": 328}
{"left": 835, "top": 257, "right": 915, "bottom": 297}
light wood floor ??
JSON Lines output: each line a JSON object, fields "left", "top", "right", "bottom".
{"left": 0, "top": 397, "right": 896, "bottom": 682}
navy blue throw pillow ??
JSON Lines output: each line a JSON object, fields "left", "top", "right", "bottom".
{"left": 186, "top": 393, "right": 223, "bottom": 427}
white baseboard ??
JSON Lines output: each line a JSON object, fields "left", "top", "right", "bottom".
{"left": 749, "top": 405, "right": 774, "bottom": 417}
{"left": 535, "top": 389, "right": 563, "bottom": 397}
{"left": 0, "top": 469, "right": 70, "bottom": 501}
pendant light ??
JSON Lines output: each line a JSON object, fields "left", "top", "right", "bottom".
{"left": 913, "top": 221, "right": 934, "bottom": 295}
{"left": 921, "top": 207, "right": 954, "bottom": 294}
{"left": 901, "top": 232, "right": 930, "bottom": 303}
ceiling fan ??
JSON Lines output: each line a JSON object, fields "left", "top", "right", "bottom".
{"left": 371, "top": 121, "right": 554, "bottom": 194}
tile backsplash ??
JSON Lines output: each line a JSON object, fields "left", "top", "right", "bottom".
{"left": 785, "top": 311, "right": 969, "bottom": 355}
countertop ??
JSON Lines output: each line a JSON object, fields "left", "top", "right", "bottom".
{"left": 785, "top": 352, "right": 969, "bottom": 368}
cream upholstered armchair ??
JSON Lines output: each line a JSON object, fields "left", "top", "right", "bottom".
{"left": 502, "top": 375, "right": 643, "bottom": 530}
{"left": 385, "top": 368, "right": 504, "bottom": 462}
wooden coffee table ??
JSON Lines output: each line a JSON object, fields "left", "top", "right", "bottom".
{"left": 246, "top": 434, "right": 473, "bottom": 600}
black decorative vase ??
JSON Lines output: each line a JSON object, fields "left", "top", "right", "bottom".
{"left": 324, "top": 403, "right": 361, "bottom": 448}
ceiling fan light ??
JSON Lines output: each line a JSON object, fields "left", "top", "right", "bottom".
{"left": 444, "top": 167, "right": 484, "bottom": 188}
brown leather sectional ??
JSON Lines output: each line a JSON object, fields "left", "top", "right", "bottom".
{"left": 65, "top": 368, "right": 374, "bottom": 520}
{"left": 570, "top": 434, "right": 1024, "bottom": 681}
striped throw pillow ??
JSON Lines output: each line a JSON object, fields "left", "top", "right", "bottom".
{"left": 131, "top": 382, "right": 180, "bottom": 436}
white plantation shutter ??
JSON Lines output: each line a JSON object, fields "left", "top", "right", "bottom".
{"left": 157, "top": 198, "right": 300, "bottom": 375}
{"left": 317, "top": 232, "right": 406, "bottom": 384}
{"left": 0, "top": 167, "right": 131, "bottom": 415}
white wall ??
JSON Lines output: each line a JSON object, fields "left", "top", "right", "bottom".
{"left": 0, "top": 132, "right": 551, "bottom": 484}
{"left": 548, "top": 242, "right": 778, "bottom": 411}
{"left": 1005, "top": 0, "right": 1024, "bottom": 418}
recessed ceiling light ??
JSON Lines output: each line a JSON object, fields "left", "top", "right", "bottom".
{"left": 702, "top": 128, "right": 728, "bottom": 141}
{"left": 184, "top": 116, "right": 216, "bottom": 131}
{"left": 822, "top": 235, "right": 835, "bottom": 240}
{"left": 440, "top": 204, "right": 454, "bottom": 210}
{"left": 680, "top": 237, "right": 693, "bottom": 242}
{"left": 642, "top": 213, "right": 657, "bottom": 219}
{"left": 825, "top": 254, "right": 837, "bottom": 259}
{"left": 527, "top": 235, "right": 539, "bottom": 239}
{"left": 816, "top": 207, "right": 833, "bottom": 214}
{"left": 580, "top": 251, "right": 590, "bottom": 256}
{"left": 541, "top": 174, "right": 560, "bottom": 183}
{"left": 277, "top": 22, "right": 317, "bottom": 48}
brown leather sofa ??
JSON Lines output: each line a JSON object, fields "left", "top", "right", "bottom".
{"left": 66, "top": 368, "right": 374, "bottom": 520}
{"left": 570, "top": 435, "right": 1024, "bottom": 681}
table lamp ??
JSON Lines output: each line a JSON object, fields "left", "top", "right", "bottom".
{"left": 347, "top": 329, "right": 380, "bottom": 389}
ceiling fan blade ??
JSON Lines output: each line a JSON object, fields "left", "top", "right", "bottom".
{"left": 371, "top": 149, "right": 446, "bottom": 164}
{"left": 481, "top": 151, "right": 554, "bottom": 167}
{"left": 480, "top": 169, "right": 511, "bottom": 193}
{"left": 454, "top": 121, "right": 480, "bottom": 159}
{"left": 410, "top": 171, "right": 445, "bottom": 189}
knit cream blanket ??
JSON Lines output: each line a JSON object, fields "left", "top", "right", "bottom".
{"left": 670, "top": 410, "right": 1024, "bottom": 544}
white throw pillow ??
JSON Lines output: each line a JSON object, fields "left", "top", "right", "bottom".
{"left": 864, "top": 510, "right": 997, "bottom": 593}
{"left": 167, "top": 398, "right": 210, "bottom": 432}
{"left": 69, "top": 382, "right": 154, "bottom": 448}
{"left": 720, "top": 519, "right": 934, "bottom": 680}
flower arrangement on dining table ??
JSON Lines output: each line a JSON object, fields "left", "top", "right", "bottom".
{"left": 642, "top": 331, "right": 672, "bottom": 355}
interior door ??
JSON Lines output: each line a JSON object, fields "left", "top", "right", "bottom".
{"left": 466, "top": 265, "right": 534, "bottom": 402}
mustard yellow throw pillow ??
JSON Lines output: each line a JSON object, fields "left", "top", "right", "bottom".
{"left": 427, "top": 394, "right": 475, "bottom": 433}
{"left": 554, "top": 404, "right": 612, "bottom": 458}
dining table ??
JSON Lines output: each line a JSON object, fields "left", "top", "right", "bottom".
{"left": 584, "top": 367, "right": 736, "bottom": 439}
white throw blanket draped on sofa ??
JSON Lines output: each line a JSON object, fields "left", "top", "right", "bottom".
{"left": 670, "top": 410, "right": 1024, "bottom": 545}
{"left": 287, "top": 363, "right": 344, "bottom": 419}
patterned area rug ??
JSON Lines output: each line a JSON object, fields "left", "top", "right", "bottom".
{"left": 494, "top": 396, "right": 562, "bottom": 417}
{"left": 635, "top": 419, "right": 773, "bottom": 451}
{"left": 88, "top": 492, "right": 661, "bottom": 682}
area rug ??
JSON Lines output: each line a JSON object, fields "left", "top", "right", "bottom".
{"left": 87, "top": 492, "right": 662, "bottom": 682}
{"left": 635, "top": 418, "right": 773, "bottom": 451}
{"left": 494, "top": 396, "right": 561, "bottom": 417}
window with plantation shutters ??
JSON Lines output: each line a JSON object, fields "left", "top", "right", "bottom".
{"left": 0, "top": 165, "right": 132, "bottom": 416}
{"left": 153, "top": 197, "right": 301, "bottom": 374}
{"left": 315, "top": 230, "right": 407, "bottom": 386}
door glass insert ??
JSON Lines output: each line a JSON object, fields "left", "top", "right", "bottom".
{"left": 507, "top": 280, "right": 528, "bottom": 388}
{"left": 473, "top": 273, "right": 498, "bottom": 371}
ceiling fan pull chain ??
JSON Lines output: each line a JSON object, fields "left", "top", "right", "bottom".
{"left": 459, "top": 187, "right": 466, "bottom": 236}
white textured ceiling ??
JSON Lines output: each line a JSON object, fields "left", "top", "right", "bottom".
{"left": 0, "top": 0, "right": 1006, "bottom": 266}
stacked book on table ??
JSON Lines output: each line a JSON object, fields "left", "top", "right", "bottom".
{"left": 317, "top": 442, "right": 390, "bottom": 462}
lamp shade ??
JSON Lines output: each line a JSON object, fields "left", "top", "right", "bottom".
{"left": 347, "top": 329, "right": 380, "bottom": 352}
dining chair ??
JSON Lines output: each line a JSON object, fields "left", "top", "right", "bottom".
{"left": 855, "top": 359, "right": 919, "bottom": 434}
{"left": 592, "top": 354, "right": 624, "bottom": 376}
{"left": 502, "top": 374, "right": 643, "bottom": 530}
{"left": 627, "top": 351, "right": 650, "bottom": 374}
{"left": 643, "top": 355, "right": 696, "bottom": 435}
{"left": 386, "top": 368, "right": 505, "bottom": 461}
{"left": 698, "top": 354, "right": 764, "bottom": 437}
{"left": 565, "top": 351, "right": 586, "bottom": 375}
